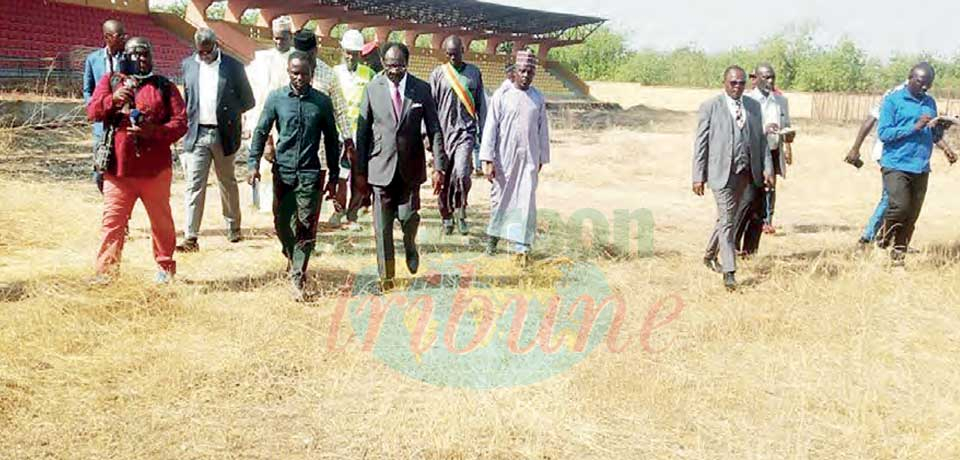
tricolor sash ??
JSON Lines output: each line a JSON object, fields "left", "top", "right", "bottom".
{"left": 442, "top": 62, "right": 476, "bottom": 119}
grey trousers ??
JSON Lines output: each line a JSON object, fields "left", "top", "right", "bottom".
{"left": 705, "top": 170, "right": 755, "bottom": 273}
{"left": 438, "top": 140, "right": 474, "bottom": 219}
{"left": 181, "top": 127, "right": 241, "bottom": 240}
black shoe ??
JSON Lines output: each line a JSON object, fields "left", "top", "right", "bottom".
{"left": 379, "top": 278, "right": 395, "bottom": 294}
{"left": 405, "top": 243, "right": 419, "bottom": 274}
{"left": 442, "top": 219, "right": 454, "bottom": 236}
{"left": 890, "top": 249, "right": 906, "bottom": 268}
{"left": 456, "top": 209, "right": 469, "bottom": 235}
{"left": 176, "top": 238, "right": 199, "bottom": 252}
{"left": 723, "top": 272, "right": 737, "bottom": 291}
{"left": 228, "top": 230, "right": 242, "bottom": 243}
{"left": 703, "top": 257, "right": 721, "bottom": 273}
{"left": 485, "top": 237, "right": 499, "bottom": 256}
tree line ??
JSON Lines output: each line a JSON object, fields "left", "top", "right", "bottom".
{"left": 548, "top": 26, "right": 960, "bottom": 96}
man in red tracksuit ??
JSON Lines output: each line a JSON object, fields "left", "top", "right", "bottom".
{"left": 87, "top": 37, "right": 188, "bottom": 283}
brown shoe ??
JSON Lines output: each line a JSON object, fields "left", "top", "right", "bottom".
{"left": 176, "top": 238, "right": 199, "bottom": 252}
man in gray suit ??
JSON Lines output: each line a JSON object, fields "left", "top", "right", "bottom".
{"left": 692, "top": 65, "right": 773, "bottom": 291}
{"left": 177, "top": 28, "right": 255, "bottom": 252}
{"left": 355, "top": 43, "right": 446, "bottom": 292}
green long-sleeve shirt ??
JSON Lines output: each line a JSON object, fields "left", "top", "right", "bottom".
{"left": 248, "top": 85, "right": 340, "bottom": 183}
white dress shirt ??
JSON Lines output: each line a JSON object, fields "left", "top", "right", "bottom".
{"left": 104, "top": 47, "right": 120, "bottom": 73}
{"left": 724, "top": 94, "right": 744, "bottom": 125}
{"left": 196, "top": 53, "right": 221, "bottom": 126}
{"left": 746, "top": 87, "right": 790, "bottom": 149}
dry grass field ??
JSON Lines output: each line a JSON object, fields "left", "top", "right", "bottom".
{"left": 2, "top": 86, "right": 960, "bottom": 459}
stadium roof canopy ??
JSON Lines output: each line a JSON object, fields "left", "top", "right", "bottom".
{"left": 342, "top": 0, "right": 605, "bottom": 36}
{"left": 230, "top": 0, "right": 605, "bottom": 39}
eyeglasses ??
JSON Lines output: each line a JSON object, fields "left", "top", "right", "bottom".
{"left": 728, "top": 80, "right": 746, "bottom": 86}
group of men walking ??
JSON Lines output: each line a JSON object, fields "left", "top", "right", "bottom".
{"left": 694, "top": 61, "right": 954, "bottom": 291}
{"left": 84, "top": 19, "right": 550, "bottom": 300}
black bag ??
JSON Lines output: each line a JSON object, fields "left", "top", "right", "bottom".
{"left": 92, "top": 74, "right": 126, "bottom": 173}
{"left": 93, "top": 123, "right": 116, "bottom": 173}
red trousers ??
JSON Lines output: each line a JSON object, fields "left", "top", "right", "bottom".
{"left": 96, "top": 167, "right": 176, "bottom": 275}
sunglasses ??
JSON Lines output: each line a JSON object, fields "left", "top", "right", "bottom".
{"left": 728, "top": 80, "right": 746, "bottom": 86}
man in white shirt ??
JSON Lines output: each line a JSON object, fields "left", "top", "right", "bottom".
{"left": 738, "top": 63, "right": 796, "bottom": 253}
{"left": 177, "top": 28, "right": 255, "bottom": 252}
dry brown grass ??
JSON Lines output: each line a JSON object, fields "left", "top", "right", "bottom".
{"left": 2, "top": 93, "right": 960, "bottom": 459}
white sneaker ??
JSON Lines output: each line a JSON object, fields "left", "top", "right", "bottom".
{"left": 347, "top": 221, "right": 363, "bottom": 232}
{"left": 154, "top": 271, "right": 175, "bottom": 285}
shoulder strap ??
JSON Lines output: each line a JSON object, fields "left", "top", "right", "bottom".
{"left": 442, "top": 63, "right": 477, "bottom": 118}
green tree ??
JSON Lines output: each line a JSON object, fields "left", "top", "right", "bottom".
{"left": 548, "top": 27, "right": 627, "bottom": 81}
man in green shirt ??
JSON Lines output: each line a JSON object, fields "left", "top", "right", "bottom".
{"left": 248, "top": 51, "right": 340, "bottom": 301}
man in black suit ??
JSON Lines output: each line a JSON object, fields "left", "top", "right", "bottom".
{"left": 178, "top": 28, "right": 255, "bottom": 251}
{"left": 355, "top": 43, "right": 446, "bottom": 291}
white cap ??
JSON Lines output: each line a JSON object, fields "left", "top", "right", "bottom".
{"left": 272, "top": 16, "right": 292, "bottom": 34}
{"left": 340, "top": 29, "right": 365, "bottom": 52}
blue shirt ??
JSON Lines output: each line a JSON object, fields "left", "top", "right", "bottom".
{"left": 878, "top": 87, "right": 943, "bottom": 174}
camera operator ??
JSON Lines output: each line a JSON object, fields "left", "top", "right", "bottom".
{"left": 86, "top": 37, "right": 188, "bottom": 284}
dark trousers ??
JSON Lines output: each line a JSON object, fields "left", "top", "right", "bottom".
{"left": 372, "top": 173, "right": 421, "bottom": 280}
{"left": 735, "top": 184, "right": 765, "bottom": 254}
{"left": 764, "top": 149, "right": 782, "bottom": 226}
{"left": 273, "top": 171, "right": 325, "bottom": 283}
{"left": 345, "top": 173, "right": 372, "bottom": 222}
{"left": 880, "top": 168, "right": 929, "bottom": 254}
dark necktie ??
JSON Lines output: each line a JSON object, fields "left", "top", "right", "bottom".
{"left": 735, "top": 99, "right": 745, "bottom": 129}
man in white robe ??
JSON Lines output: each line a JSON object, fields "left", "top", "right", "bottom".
{"left": 479, "top": 50, "right": 550, "bottom": 267}
{"left": 244, "top": 19, "right": 293, "bottom": 213}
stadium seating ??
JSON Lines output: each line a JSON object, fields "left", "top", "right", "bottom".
{"left": 230, "top": 21, "right": 579, "bottom": 98}
{"left": 0, "top": 0, "right": 192, "bottom": 77}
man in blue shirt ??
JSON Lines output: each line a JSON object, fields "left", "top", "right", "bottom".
{"left": 876, "top": 62, "right": 953, "bottom": 265}
{"left": 83, "top": 19, "right": 127, "bottom": 193}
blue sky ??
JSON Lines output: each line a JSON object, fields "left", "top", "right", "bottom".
{"left": 151, "top": 0, "right": 960, "bottom": 58}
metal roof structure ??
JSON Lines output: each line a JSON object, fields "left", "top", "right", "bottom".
{"left": 237, "top": 0, "right": 605, "bottom": 38}
{"left": 342, "top": 0, "right": 604, "bottom": 37}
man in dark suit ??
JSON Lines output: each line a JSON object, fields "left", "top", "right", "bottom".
{"left": 177, "top": 28, "right": 255, "bottom": 251}
{"left": 692, "top": 65, "right": 773, "bottom": 291}
{"left": 355, "top": 43, "right": 446, "bottom": 291}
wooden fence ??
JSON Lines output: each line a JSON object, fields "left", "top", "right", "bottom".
{"left": 812, "top": 92, "right": 960, "bottom": 122}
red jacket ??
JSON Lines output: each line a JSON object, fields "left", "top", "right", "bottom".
{"left": 87, "top": 73, "right": 187, "bottom": 177}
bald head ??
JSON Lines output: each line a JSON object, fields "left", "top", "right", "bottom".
{"left": 102, "top": 19, "right": 124, "bottom": 35}
{"left": 102, "top": 20, "right": 126, "bottom": 54}
{"left": 443, "top": 35, "right": 465, "bottom": 68}
{"left": 753, "top": 63, "right": 776, "bottom": 95}
{"left": 907, "top": 62, "right": 936, "bottom": 98}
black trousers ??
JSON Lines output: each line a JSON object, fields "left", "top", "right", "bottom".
{"left": 880, "top": 168, "right": 929, "bottom": 253}
{"left": 735, "top": 183, "right": 765, "bottom": 255}
{"left": 273, "top": 171, "right": 325, "bottom": 283}
{"left": 372, "top": 173, "right": 421, "bottom": 280}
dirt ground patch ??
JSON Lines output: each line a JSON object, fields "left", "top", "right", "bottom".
{"left": 2, "top": 98, "right": 960, "bottom": 458}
